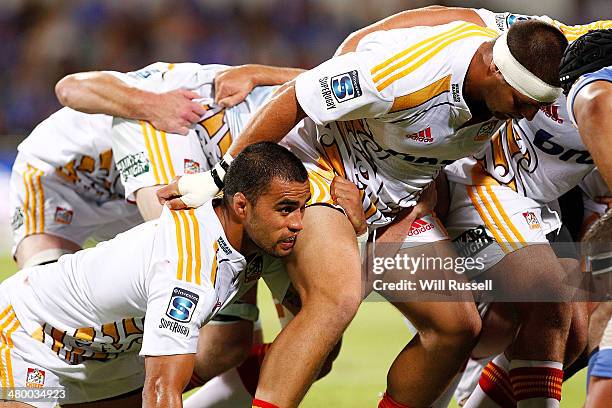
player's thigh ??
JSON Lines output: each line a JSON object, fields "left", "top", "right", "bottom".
{"left": 586, "top": 377, "right": 612, "bottom": 408}
{"left": 284, "top": 205, "right": 362, "bottom": 308}
{"left": 0, "top": 402, "right": 36, "bottom": 407}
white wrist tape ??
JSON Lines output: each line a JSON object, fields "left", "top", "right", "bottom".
{"left": 176, "top": 153, "right": 235, "bottom": 208}
{"left": 492, "top": 32, "right": 562, "bottom": 103}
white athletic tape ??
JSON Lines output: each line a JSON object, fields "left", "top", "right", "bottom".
{"left": 177, "top": 152, "right": 235, "bottom": 208}
{"left": 492, "top": 32, "right": 562, "bottom": 103}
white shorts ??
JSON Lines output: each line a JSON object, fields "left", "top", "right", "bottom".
{"left": 0, "top": 292, "right": 144, "bottom": 407}
{"left": 445, "top": 182, "right": 561, "bottom": 277}
{"left": 9, "top": 152, "right": 143, "bottom": 255}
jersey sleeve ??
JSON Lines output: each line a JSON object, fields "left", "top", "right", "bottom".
{"left": 566, "top": 67, "right": 612, "bottom": 126}
{"left": 294, "top": 51, "right": 393, "bottom": 125}
{"left": 140, "top": 208, "right": 215, "bottom": 356}
{"left": 473, "top": 8, "right": 553, "bottom": 34}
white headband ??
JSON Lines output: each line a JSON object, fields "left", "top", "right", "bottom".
{"left": 492, "top": 32, "right": 562, "bottom": 103}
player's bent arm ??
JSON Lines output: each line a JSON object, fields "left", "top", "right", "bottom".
{"left": 336, "top": 5, "right": 485, "bottom": 55}
{"left": 215, "top": 64, "right": 306, "bottom": 108}
{"left": 573, "top": 81, "right": 612, "bottom": 188}
{"left": 143, "top": 354, "right": 195, "bottom": 408}
{"left": 55, "top": 72, "right": 205, "bottom": 135}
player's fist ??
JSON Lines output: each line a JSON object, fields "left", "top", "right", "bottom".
{"left": 148, "top": 89, "right": 207, "bottom": 135}
{"left": 330, "top": 176, "right": 367, "bottom": 236}
{"left": 214, "top": 65, "right": 257, "bottom": 108}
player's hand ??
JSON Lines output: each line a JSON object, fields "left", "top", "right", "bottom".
{"left": 214, "top": 66, "right": 257, "bottom": 108}
{"left": 595, "top": 196, "right": 612, "bottom": 210}
{"left": 330, "top": 176, "right": 367, "bottom": 236}
{"left": 402, "top": 181, "right": 438, "bottom": 229}
{"left": 148, "top": 89, "right": 207, "bottom": 135}
{"left": 157, "top": 171, "right": 220, "bottom": 210}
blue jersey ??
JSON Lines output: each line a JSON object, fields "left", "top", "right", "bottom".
{"left": 567, "top": 66, "right": 612, "bottom": 126}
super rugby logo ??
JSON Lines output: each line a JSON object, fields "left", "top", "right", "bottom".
{"left": 407, "top": 219, "right": 435, "bottom": 236}
{"left": 319, "top": 77, "right": 336, "bottom": 110}
{"left": 158, "top": 318, "right": 190, "bottom": 337}
{"left": 166, "top": 287, "right": 199, "bottom": 323}
{"left": 331, "top": 70, "right": 362, "bottom": 103}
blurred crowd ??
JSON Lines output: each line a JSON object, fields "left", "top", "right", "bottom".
{"left": 0, "top": 0, "right": 607, "bottom": 137}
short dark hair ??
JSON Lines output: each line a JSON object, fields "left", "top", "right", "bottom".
{"left": 222, "top": 142, "right": 309, "bottom": 205}
{"left": 559, "top": 29, "right": 612, "bottom": 94}
{"left": 506, "top": 20, "right": 568, "bottom": 86}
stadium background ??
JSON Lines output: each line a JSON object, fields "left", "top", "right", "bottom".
{"left": 0, "top": 0, "right": 602, "bottom": 406}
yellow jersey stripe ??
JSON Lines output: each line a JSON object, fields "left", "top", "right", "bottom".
{"left": 377, "top": 28, "right": 497, "bottom": 92}
{"left": 188, "top": 209, "right": 202, "bottom": 285}
{"left": 140, "top": 121, "right": 161, "bottom": 184}
{"left": 371, "top": 22, "right": 470, "bottom": 76}
{"left": 148, "top": 124, "right": 169, "bottom": 185}
{"left": 373, "top": 23, "right": 472, "bottom": 82}
{"left": 486, "top": 185, "right": 526, "bottom": 245}
{"left": 389, "top": 75, "right": 451, "bottom": 113}
{"left": 160, "top": 131, "right": 176, "bottom": 180}
{"left": 5, "top": 318, "right": 19, "bottom": 389}
{"left": 476, "top": 186, "right": 519, "bottom": 250}
{"left": 179, "top": 211, "right": 194, "bottom": 283}
{"left": 35, "top": 168, "right": 44, "bottom": 234}
{"left": 0, "top": 306, "right": 12, "bottom": 324}
{"left": 467, "top": 186, "right": 510, "bottom": 253}
{"left": 23, "top": 167, "right": 35, "bottom": 235}
{"left": 211, "top": 241, "right": 219, "bottom": 287}
{"left": 0, "top": 311, "right": 16, "bottom": 391}
{"left": 171, "top": 211, "right": 185, "bottom": 281}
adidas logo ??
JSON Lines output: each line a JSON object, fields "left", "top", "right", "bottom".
{"left": 540, "top": 105, "right": 563, "bottom": 124}
{"left": 407, "top": 219, "right": 434, "bottom": 236}
{"left": 407, "top": 127, "right": 433, "bottom": 143}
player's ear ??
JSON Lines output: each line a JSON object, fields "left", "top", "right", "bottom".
{"left": 232, "top": 192, "right": 248, "bottom": 219}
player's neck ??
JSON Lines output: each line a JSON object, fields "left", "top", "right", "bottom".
{"left": 215, "top": 203, "right": 248, "bottom": 254}
{"left": 463, "top": 42, "right": 495, "bottom": 123}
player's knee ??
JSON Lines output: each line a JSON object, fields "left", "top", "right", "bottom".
{"left": 565, "top": 305, "right": 589, "bottom": 364}
{"left": 424, "top": 307, "right": 482, "bottom": 350}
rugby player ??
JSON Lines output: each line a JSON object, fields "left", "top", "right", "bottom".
{"left": 0, "top": 142, "right": 310, "bottom": 408}
{"left": 559, "top": 29, "right": 612, "bottom": 408}
{"left": 158, "top": 16, "right": 567, "bottom": 408}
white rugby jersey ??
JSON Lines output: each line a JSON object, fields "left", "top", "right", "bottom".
{"left": 446, "top": 12, "right": 612, "bottom": 204}
{"left": 111, "top": 62, "right": 278, "bottom": 175}
{"left": 292, "top": 22, "right": 502, "bottom": 226}
{"left": 4, "top": 200, "right": 248, "bottom": 363}
{"left": 17, "top": 108, "right": 123, "bottom": 202}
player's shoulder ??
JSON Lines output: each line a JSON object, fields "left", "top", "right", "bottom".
{"left": 567, "top": 66, "right": 612, "bottom": 125}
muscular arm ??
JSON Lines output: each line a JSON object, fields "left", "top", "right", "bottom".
{"left": 55, "top": 72, "right": 206, "bottom": 135}
{"left": 142, "top": 354, "right": 195, "bottom": 408}
{"left": 227, "top": 81, "right": 306, "bottom": 157}
{"left": 336, "top": 5, "right": 485, "bottom": 55}
{"left": 573, "top": 81, "right": 612, "bottom": 188}
{"left": 214, "top": 64, "right": 305, "bottom": 107}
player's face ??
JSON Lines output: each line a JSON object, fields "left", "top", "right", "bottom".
{"left": 244, "top": 178, "right": 311, "bottom": 258}
{"left": 486, "top": 79, "right": 544, "bottom": 121}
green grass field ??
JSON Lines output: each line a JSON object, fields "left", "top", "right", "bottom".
{"left": 0, "top": 256, "right": 587, "bottom": 407}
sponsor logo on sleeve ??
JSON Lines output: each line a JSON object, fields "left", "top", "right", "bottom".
{"left": 319, "top": 76, "right": 336, "bottom": 110}
{"left": 506, "top": 14, "right": 532, "bottom": 27}
{"left": 116, "top": 152, "right": 150, "bottom": 182}
{"left": 331, "top": 70, "right": 363, "bottom": 103}
{"left": 522, "top": 211, "right": 541, "bottom": 230}
{"left": 54, "top": 207, "right": 73, "bottom": 225}
{"left": 26, "top": 368, "right": 45, "bottom": 388}
{"left": 11, "top": 208, "right": 23, "bottom": 231}
{"left": 183, "top": 159, "right": 201, "bottom": 174}
{"left": 452, "top": 225, "right": 494, "bottom": 258}
{"left": 166, "top": 287, "right": 200, "bottom": 323}
{"left": 158, "top": 318, "right": 190, "bottom": 337}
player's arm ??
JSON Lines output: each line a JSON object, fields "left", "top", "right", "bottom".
{"left": 336, "top": 5, "right": 485, "bottom": 55}
{"left": 214, "top": 64, "right": 306, "bottom": 108}
{"left": 55, "top": 71, "right": 206, "bottom": 135}
{"left": 142, "top": 354, "right": 195, "bottom": 408}
{"left": 572, "top": 80, "right": 612, "bottom": 188}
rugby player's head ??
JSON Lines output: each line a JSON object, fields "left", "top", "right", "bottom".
{"left": 483, "top": 20, "right": 568, "bottom": 121}
{"left": 223, "top": 142, "right": 310, "bottom": 257}
{"left": 560, "top": 29, "right": 612, "bottom": 95}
